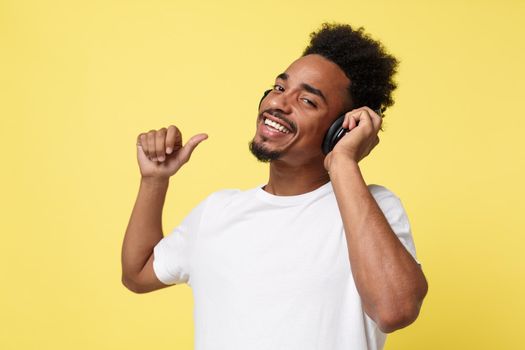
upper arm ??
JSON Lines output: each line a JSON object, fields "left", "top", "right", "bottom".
{"left": 369, "top": 184, "right": 420, "bottom": 264}
{"left": 123, "top": 251, "right": 173, "bottom": 294}
{"left": 124, "top": 191, "right": 231, "bottom": 293}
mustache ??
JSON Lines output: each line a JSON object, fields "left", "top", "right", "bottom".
{"left": 259, "top": 109, "right": 297, "bottom": 133}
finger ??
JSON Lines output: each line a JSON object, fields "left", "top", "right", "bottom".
{"left": 137, "top": 133, "right": 147, "bottom": 155}
{"left": 147, "top": 130, "right": 156, "bottom": 161}
{"left": 360, "top": 106, "right": 382, "bottom": 132}
{"left": 155, "top": 128, "right": 167, "bottom": 162}
{"left": 342, "top": 113, "right": 355, "bottom": 130}
{"left": 356, "top": 110, "right": 375, "bottom": 135}
{"left": 348, "top": 114, "right": 358, "bottom": 130}
{"left": 342, "top": 111, "right": 364, "bottom": 131}
{"left": 342, "top": 113, "right": 349, "bottom": 129}
{"left": 165, "top": 125, "right": 180, "bottom": 155}
{"left": 178, "top": 133, "right": 209, "bottom": 164}
{"left": 140, "top": 132, "right": 151, "bottom": 159}
{"left": 342, "top": 112, "right": 350, "bottom": 129}
{"left": 137, "top": 133, "right": 146, "bottom": 147}
{"left": 369, "top": 110, "right": 382, "bottom": 132}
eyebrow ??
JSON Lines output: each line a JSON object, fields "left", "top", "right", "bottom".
{"left": 276, "top": 72, "right": 327, "bottom": 104}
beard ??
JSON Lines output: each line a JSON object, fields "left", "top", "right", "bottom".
{"left": 248, "top": 137, "right": 282, "bottom": 163}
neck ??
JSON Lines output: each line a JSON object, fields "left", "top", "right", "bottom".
{"left": 264, "top": 159, "right": 330, "bottom": 196}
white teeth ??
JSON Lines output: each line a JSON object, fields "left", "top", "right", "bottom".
{"left": 264, "top": 118, "right": 290, "bottom": 134}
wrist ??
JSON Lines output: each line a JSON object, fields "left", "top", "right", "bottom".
{"left": 326, "top": 153, "right": 359, "bottom": 174}
{"left": 140, "top": 176, "right": 170, "bottom": 187}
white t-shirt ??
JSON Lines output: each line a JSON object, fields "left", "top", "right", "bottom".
{"left": 153, "top": 182, "right": 419, "bottom": 350}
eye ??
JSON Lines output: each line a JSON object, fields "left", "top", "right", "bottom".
{"left": 272, "top": 84, "right": 285, "bottom": 92}
{"left": 301, "top": 98, "right": 317, "bottom": 108}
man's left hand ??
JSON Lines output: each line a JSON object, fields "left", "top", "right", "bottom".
{"left": 324, "top": 107, "right": 382, "bottom": 171}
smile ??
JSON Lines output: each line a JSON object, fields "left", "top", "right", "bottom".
{"left": 263, "top": 118, "right": 291, "bottom": 134}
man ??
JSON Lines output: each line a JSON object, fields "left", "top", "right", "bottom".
{"left": 121, "top": 23, "right": 428, "bottom": 350}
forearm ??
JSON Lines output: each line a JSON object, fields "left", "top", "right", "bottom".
{"left": 329, "top": 157, "right": 427, "bottom": 332}
{"left": 121, "top": 177, "right": 169, "bottom": 280}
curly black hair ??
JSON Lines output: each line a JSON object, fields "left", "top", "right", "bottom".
{"left": 303, "top": 23, "right": 399, "bottom": 116}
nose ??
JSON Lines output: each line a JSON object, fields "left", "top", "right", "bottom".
{"left": 265, "top": 90, "right": 292, "bottom": 113}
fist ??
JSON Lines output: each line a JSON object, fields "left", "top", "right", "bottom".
{"left": 324, "top": 107, "right": 382, "bottom": 171}
{"left": 136, "top": 125, "right": 208, "bottom": 179}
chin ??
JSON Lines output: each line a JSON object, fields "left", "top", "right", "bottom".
{"left": 248, "top": 138, "right": 282, "bottom": 163}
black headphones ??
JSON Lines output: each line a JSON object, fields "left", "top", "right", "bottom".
{"left": 259, "top": 89, "right": 383, "bottom": 155}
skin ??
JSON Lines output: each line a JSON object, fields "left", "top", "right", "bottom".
{"left": 121, "top": 128, "right": 207, "bottom": 294}
{"left": 121, "top": 53, "right": 428, "bottom": 333}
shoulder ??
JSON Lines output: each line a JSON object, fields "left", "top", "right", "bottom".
{"left": 207, "top": 188, "right": 242, "bottom": 200}
{"left": 368, "top": 184, "right": 419, "bottom": 262}
{"left": 201, "top": 188, "right": 244, "bottom": 209}
{"left": 367, "top": 184, "right": 406, "bottom": 215}
{"left": 367, "top": 183, "right": 400, "bottom": 201}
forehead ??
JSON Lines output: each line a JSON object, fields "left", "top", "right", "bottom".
{"left": 283, "top": 54, "right": 351, "bottom": 103}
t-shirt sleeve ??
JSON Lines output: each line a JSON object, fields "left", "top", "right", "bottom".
{"left": 152, "top": 196, "right": 209, "bottom": 286}
{"left": 369, "top": 185, "right": 421, "bottom": 265}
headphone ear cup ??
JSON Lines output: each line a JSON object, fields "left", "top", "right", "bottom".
{"left": 259, "top": 89, "right": 272, "bottom": 109}
{"left": 322, "top": 115, "right": 346, "bottom": 155}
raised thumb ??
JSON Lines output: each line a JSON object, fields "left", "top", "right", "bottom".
{"left": 179, "top": 133, "right": 208, "bottom": 162}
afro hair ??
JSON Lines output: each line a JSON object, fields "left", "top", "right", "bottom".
{"left": 303, "top": 23, "right": 399, "bottom": 116}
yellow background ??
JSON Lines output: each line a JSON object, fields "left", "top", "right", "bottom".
{"left": 1, "top": 0, "right": 524, "bottom": 349}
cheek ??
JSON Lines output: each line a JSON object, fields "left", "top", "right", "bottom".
{"left": 313, "top": 119, "right": 333, "bottom": 140}
{"left": 294, "top": 110, "right": 333, "bottom": 148}
{"left": 297, "top": 123, "right": 328, "bottom": 149}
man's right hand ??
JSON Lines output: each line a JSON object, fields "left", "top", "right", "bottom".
{"left": 136, "top": 125, "right": 208, "bottom": 179}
